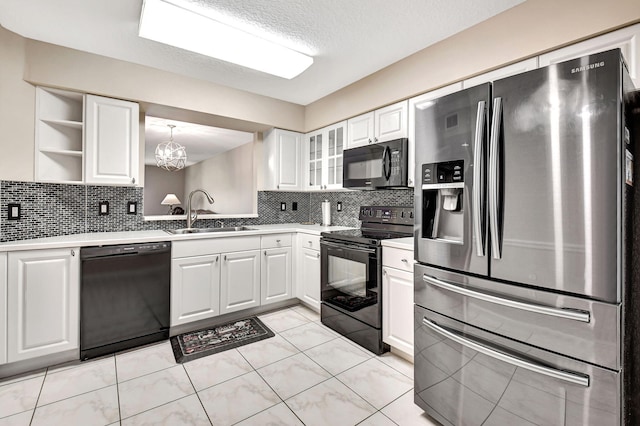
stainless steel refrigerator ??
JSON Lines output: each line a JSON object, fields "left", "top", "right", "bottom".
{"left": 413, "top": 49, "right": 639, "bottom": 425}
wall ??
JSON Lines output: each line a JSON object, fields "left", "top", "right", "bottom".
{"left": 0, "top": 183, "right": 412, "bottom": 242}
{"left": 305, "top": 0, "right": 640, "bottom": 130}
{"left": 184, "top": 141, "right": 256, "bottom": 214}
{"left": 143, "top": 165, "right": 186, "bottom": 216}
{"left": 0, "top": 27, "right": 35, "bottom": 181}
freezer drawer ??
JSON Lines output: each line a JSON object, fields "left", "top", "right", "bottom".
{"left": 415, "top": 264, "right": 620, "bottom": 370}
{"left": 414, "top": 305, "right": 620, "bottom": 426}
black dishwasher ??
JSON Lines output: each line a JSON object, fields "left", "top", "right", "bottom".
{"left": 80, "top": 242, "right": 171, "bottom": 360}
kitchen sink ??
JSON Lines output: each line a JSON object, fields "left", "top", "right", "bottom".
{"left": 166, "top": 226, "right": 254, "bottom": 234}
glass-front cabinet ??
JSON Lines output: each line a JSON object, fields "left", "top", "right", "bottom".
{"left": 305, "top": 121, "right": 346, "bottom": 190}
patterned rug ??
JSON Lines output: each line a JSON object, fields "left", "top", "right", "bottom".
{"left": 170, "top": 317, "right": 274, "bottom": 363}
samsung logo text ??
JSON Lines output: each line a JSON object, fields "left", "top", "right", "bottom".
{"left": 571, "top": 61, "right": 605, "bottom": 74}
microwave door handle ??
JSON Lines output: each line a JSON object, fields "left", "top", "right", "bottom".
{"left": 489, "top": 97, "right": 502, "bottom": 259}
{"left": 421, "top": 317, "right": 589, "bottom": 387}
{"left": 382, "top": 146, "right": 391, "bottom": 180}
{"left": 473, "top": 100, "right": 486, "bottom": 257}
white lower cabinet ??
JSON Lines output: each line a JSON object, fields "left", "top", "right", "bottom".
{"left": 171, "top": 254, "right": 220, "bottom": 326}
{"left": 220, "top": 250, "right": 261, "bottom": 314}
{"left": 261, "top": 247, "right": 292, "bottom": 306}
{"left": 0, "top": 253, "right": 6, "bottom": 365}
{"left": 382, "top": 246, "right": 415, "bottom": 359}
{"left": 297, "top": 246, "right": 321, "bottom": 310}
{"left": 7, "top": 248, "right": 79, "bottom": 363}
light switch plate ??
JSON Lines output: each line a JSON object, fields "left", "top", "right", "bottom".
{"left": 127, "top": 201, "right": 137, "bottom": 215}
{"left": 7, "top": 203, "right": 20, "bottom": 220}
{"left": 99, "top": 201, "right": 109, "bottom": 216}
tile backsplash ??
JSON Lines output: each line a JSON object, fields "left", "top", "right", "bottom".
{"left": 0, "top": 181, "right": 414, "bottom": 242}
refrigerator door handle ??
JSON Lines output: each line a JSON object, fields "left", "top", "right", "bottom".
{"left": 489, "top": 97, "right": 503, "bottom": 259}
{"left": 422, "top": 317, "right": 590, "bottom": 387}
{"left": 423, "top": 274, "right": 591, "bottom": 323}
{"left": 473, "top": 100, "right": 486, "bottom": 257}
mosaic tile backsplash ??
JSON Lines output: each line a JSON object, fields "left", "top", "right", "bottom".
{"left": 0, "top": 181, "right": 414, "bottom": 242}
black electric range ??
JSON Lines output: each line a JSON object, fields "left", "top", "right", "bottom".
{"left": 319, "top": 206, "right": 414, "bottom": 354}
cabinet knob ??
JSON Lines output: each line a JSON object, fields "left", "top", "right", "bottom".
{"left": 276, "top": 239, "right": 281, "bottom": 243}
{"left": 71, "top": 250, "right": 75, "bottom": 256}
{"left": 224, "top": 255, "right": 227, "bottom": 261}
{"left": 264, "top": 250, "right": 267, "bottom": 256}
{"left": 374, "top": 137, "right": 379, "bottom": 143}
{"left": 401, "top": 258, "right": 408, "bottom": 263}
{"left": 408, "top": 178, "right": 413, "bottom": 185}
{"left": 308, "top": 241, "right": 312, "bottom": 245}
{"left": 368, "top": 138, "right": 372, "bottom": 144}
{"left": 383, "top": 269, "right": 387, "bottom": 275}
{"left": 216, "top": 256, "right": 219, "bottom": 262}
{"left": 131, "top": 177, "right": 135, "bottom": 184}
{"left": 316, "top": 253, "right": 320, "bottom": 258}
{"left": 277, "top": 185, "right": 280, "bottom": 190}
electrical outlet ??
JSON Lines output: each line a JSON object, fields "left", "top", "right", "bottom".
{"left": 127, "top": 201, "right": 137, "bottom": 215}
{"left": 337, "top": 201, "right": 342, "bottom": 212}
{"left": 292, "top": 202, "right": 298, "bottom": 211}
{"left": 99, "top": 201, "right": 109, "bottom": 216}
{"left": 7, "top": 203, "right": 20, "bottom": 220}
{"left": 280, "top": 202, "right": 286, "bottom": 211}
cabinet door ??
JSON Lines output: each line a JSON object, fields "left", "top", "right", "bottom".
{"left": 85, "top": 94, "right": 140, "bottom": 185}
{"left": 7, "top": 248, "right": 79, "bottom": 362}
{"left": 305, "top": 130, "right": 324, "bottom": 190}
{"left": 264, "top": 129, "right": 302, "bottom": 191}
{"left": 346, "top": 112, "right": 375, "bottom": 149}
{"left": 408, "top": 83, "right": 463, "bottom": 188}
{"left": 298, "top": 247, "right": 321, "bottom": 310}
{"left": 539, "top": 23, "right": 640, "bottom": 87}
{"left": 171, "top": 254, "right": 220, "bottom": 326}
{"left": 261, "top": 247, "right": 292, "bottom": 305}
{"left": 324, "top": 121, "right": 345, "bottom": 190}
{"left": 220, "top": 250, "right": 260, "bottom": 314}
{"left": 0, "top": 253, "right": 6, "bottom": 365}
{"left": 382, "top": 266, "right": 414, "bottom": 358}
{"left": 375, "top": 101, "right": 408, "bottom": 143}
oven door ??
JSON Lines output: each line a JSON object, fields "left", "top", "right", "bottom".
{"left": 320, "top": 239, "right": 381, "bottom": 327}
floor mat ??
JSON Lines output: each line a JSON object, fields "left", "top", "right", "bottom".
{"left": 170, "top": 317, "right": 274, "bottom": 363}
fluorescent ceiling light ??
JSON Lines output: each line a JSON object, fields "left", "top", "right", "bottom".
{"left": 139, "top": 0, "right": 313, "bottom": 79}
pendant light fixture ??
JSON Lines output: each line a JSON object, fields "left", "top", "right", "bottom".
{"left": 155, "top": 124, "right": 187, "bottom": 171}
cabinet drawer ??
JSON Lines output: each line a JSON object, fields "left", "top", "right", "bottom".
{"left": 299, "top": 234, "right": 321, "bottom": 251}
{"left": 173, "top": 236, "right": 260, "bottom": 258}
{"left": 383, "top": 247, "right": 414, "bottom": 272}
{"left": 261, "top": 233, "right": 292, "bottom": 249}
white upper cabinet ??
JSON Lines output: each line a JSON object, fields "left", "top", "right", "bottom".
{"left": 462, "top": 58, "right": 539, "bottom": 88}
{"left": 408, "top": 83, "right": 463, "bottom": 187}
{"left": 375, "top": 101, "right": 408, "bottom": 143}
{"left": 35, "top": 87, "right": 85, "bottom": 184}
{"left": 304, "top": 121, "right": 346, "bottom": 190}
{"left": 263, "top": 128, "right": 303, "bottom": 191}
{"left": 346, "top": 112, "right": 374, "bottom": 148}
{"left": 539, "top": 23, "right": 640, "bottom": 87}
{"left": 346, "top": 101, "right": 408, "bottom": 149}
{"left": 35, "top": 87, "right": 140, "bottom": 186}
{"left": 85, "top": 95, "right": 139, "bottom": 186}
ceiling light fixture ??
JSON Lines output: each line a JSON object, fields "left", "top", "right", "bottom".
{"left": 155, "top": 124, "right": 187, "bottom": 171}
{"left": 139, "top": 0, "right": 313, "bottom": 79}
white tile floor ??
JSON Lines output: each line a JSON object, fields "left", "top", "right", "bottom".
{"left": 0, "top": 305, "right": 440, "bottom": 426}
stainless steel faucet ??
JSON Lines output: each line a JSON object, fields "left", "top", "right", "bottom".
{"left": 186, "top": 189, "right": 214, "bottom": 229}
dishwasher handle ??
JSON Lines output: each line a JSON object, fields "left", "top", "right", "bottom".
{"left": 81, "top": 242, "right": 171, "bottom": 259}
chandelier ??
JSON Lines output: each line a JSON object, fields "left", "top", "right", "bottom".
{"left": 155, "top": 124, "right": 187, "bottom": 171}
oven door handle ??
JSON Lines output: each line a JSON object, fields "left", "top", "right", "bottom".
{"left": 321, "top": 240, "right": 377, "bottom": 254}
{"left": 422, "top": 317, "right": 590, "bottom": 387}
{"left": 423, "top": 274, "right": 590, "bottom": 323}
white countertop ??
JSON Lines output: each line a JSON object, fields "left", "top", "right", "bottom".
{"left": 381, "top": 237, "right": 414, "bottom": 251}
{"left": 0, "top": 224, "right": 355, "bottom": 252}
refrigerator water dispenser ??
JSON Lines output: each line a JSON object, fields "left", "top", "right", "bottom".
{"left": 421, "top": 161, "right": 464, "bottom": 243}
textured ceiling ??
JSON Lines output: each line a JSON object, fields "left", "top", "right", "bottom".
{"left": 0, "top": 0, "right": 524, "bottom": 105}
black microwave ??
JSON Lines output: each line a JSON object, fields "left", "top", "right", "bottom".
{"left": 342, "top": 138, "right": 409, "bottom": 189}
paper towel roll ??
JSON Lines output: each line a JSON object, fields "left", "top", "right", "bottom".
{"left": 321, "top": 200, "right": 331, "bottom": 226}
